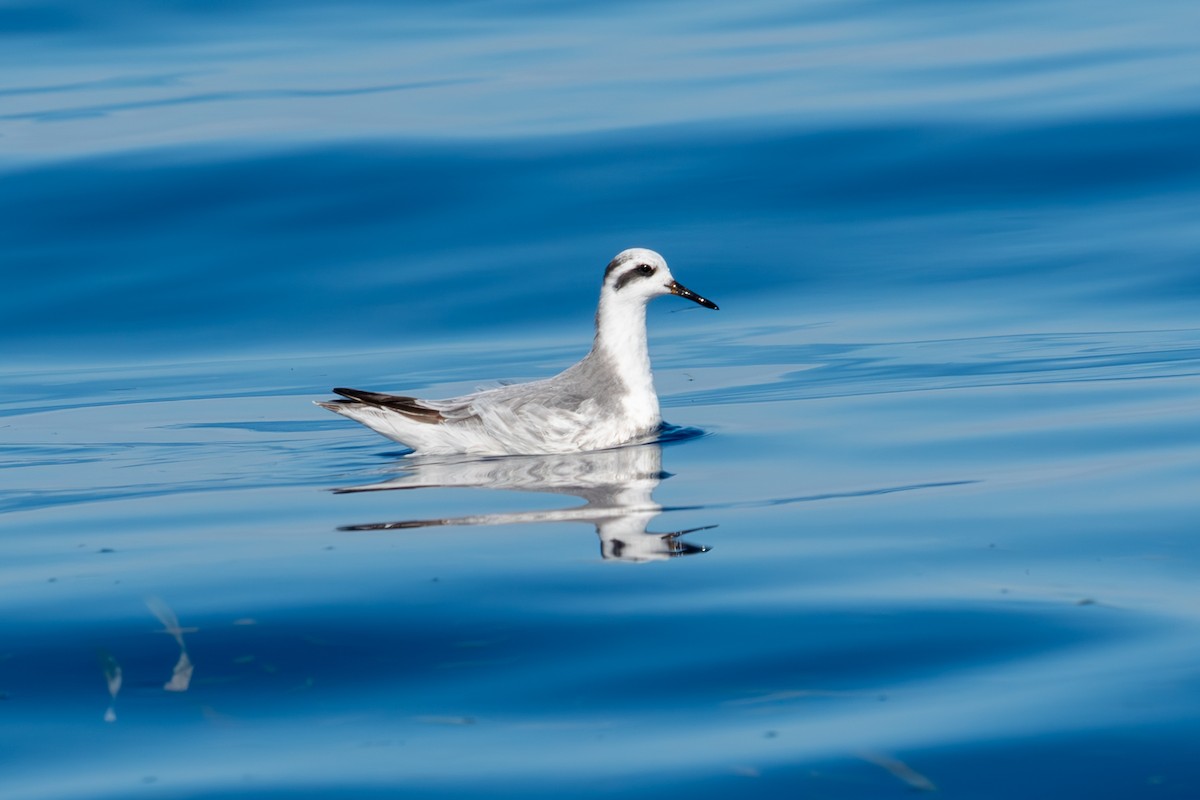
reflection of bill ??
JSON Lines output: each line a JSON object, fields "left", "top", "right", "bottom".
{"left": 335, "top": 444, "right": 713, "bottom": 562}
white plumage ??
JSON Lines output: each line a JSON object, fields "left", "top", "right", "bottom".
{"left": 317, "top": 248, "right": 718, "bottom": 455}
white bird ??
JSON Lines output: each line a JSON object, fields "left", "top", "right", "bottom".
{"left": 317, "top": 248, "right": 718, "bottom": 455}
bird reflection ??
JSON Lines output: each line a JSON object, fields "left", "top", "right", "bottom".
{"left": 335, "top": 443, "right": 713, "bottom": 561}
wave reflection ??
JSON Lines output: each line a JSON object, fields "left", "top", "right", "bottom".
{"left": 334, "top": 443, "right": 714, "bottom": 562}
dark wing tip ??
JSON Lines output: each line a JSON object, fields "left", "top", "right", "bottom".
{"left": 330, "top": 387, "right": 445, "bottom": 423}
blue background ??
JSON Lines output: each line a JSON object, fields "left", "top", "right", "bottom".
{"left": 2, "top": 2, "right": 1199, "bottom": 797}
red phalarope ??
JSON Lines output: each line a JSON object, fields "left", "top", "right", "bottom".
{"left": 317, "top": 248, "right": 718, "bottom": 455}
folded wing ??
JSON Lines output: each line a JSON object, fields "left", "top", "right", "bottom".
{"left": 330, "top": 387, "right": 446, "bottom": 424}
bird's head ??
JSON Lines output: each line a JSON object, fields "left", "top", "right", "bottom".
{"left": 601, "top": 248, "right": 718, "bottom": 311}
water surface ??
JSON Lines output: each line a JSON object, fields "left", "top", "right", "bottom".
{"left": 2, "top": 1, "right": 1199, "bottom": 797}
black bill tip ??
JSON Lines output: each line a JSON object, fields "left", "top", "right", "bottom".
{"left": 668, "top": 280, "right": 719, "bottom": 310}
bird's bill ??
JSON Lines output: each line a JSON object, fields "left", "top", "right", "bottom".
{"left": 667, "top": 280, "right": 719, "bottom": 310}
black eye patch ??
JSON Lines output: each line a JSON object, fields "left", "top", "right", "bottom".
{"left": 614, "top": 264, "right": 656, "bottom": 291}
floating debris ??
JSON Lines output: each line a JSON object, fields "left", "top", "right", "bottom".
{"left": 859, "top": 751, "right": 937, "bottom": 792}
{"left": 164, "top": 652, "right": 194, "bottom": 693}
{"left": 98, "top": 649, "right": 122, "bottom": 722}
{"left": 146, "top": 597, "right": 195, "bottom": 692}
{"left": 414, "top": 715, "right": 477, "bottom": 726}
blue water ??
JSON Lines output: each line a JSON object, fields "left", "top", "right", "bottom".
{"left": 3, "top": 2, "right": 1200, "bottom": 797}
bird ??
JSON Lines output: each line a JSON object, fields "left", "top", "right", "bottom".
{"left": 317, "top": 248, "right": 718, "bottom": 455}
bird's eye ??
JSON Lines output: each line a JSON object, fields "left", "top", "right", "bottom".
{"left": 635, "top": 264, "right": 655, "bottom": 276}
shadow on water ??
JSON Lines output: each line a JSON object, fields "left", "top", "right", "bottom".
{"left": 334, "top": 434, "right": 714, "bottom": 562}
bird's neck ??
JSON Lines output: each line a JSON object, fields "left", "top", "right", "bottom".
{"left": 593, "top": 296, "right": 654, "bottom": 398}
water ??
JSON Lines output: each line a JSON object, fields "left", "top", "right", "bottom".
{"left": 3, "top": 1, "right": 1200, "bottom": 797}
